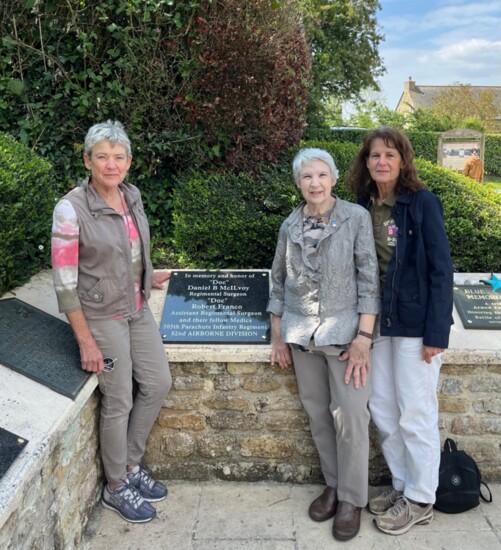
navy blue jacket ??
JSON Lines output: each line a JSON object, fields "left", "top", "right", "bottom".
{"left": 360, "top": 189, "right": 454, "bottom": 348}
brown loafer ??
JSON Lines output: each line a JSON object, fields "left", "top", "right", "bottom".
{"left": 308, "top": 486, "right": 338, "bottom": 522}
{"left": 332, "top": 500, "right": 362, "bottom": 541}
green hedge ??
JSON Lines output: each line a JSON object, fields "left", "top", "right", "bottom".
{"left": 172, "top": 142, "right": 501, "bottom": 272}
{"left": 485, "top": 134, "right": 501, "bottom": 177}
{"left": 0, "top": 133, "right": 56, "bottom": 295}
{"left": 172, "top": 168, "right": 297, "bottom": 269}
{"left": 415, "top": 158, "right": 501, "bottom": 272}
{"left": 305, "top": 127, "right": 501, "bottom": 176}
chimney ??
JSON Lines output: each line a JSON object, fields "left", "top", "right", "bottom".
{"left": 404, "top": 77, "right": 417, "bottom": 93}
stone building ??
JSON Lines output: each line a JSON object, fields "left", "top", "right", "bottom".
{"left": 395, "top": 77, "right": 501, "bottom": 130}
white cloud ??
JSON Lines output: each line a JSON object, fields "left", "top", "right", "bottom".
{"left": 380, "top": 1, "right": 501, "bottom": 45}
{"left": 420, "top": 39, "right": 501, "bottom": 70}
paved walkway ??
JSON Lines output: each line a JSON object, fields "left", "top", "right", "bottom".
{"left": 82, "top": 481, "right": 501, "bottom": 549}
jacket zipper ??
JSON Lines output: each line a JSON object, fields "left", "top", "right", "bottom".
{"left": 387, "top": 212, "right": 400, "bottom": 328}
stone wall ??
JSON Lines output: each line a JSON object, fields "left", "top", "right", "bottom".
{"left": 145, "top": 359, "right": 323, "bottom": 484}
{"left": 438, "top": 354, "right": 501, "bottom": 481}
{"left": 145, "top": 350, "right": 501, "bottom": 485}
{"left": 0, "top": 392, "right": 101, "bottom": 550}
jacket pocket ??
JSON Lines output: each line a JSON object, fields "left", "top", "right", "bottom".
{"left": 79, "top": 277, "right": 124, "bottom": 316}
{"left": 397, "top": 288, "right": 426, "bottom": 328}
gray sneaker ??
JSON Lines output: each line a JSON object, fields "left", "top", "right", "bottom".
{"left": 374, "top": 496, "right": 433, "bottom": 535}
{"left": 369, "top": 488, "right": 404, "bottom": 515}
{"left": 102, "top": 483, "right": 157, "bottom": 523}
{"left": 127, "top": 466, "right": 168, "bottom": 502}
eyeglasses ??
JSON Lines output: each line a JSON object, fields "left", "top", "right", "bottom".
{"left": 103, "top": 357, "right": 117, "bottom": 372}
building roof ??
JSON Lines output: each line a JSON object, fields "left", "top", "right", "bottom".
{"left": 395, "top": 78, "right": 501, "bottom": 118}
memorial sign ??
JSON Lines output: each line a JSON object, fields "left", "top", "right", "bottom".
{"left": 0, "top": 298, "right": 90, "bottom": 399}
{"left": 160, "top": 270, "right": 270, "bottom": 344}
{"left": 438, "top": 129, "right": 484, "bottom": 177}
{"left": 453, "top": 284, "right": 501, "bottom": 330}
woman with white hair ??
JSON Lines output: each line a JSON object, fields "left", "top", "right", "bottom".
{"left": 51, "top": 120, "right": 172, "bottom": 523}
{"left": 267, "top": 148, "right": 380, "bottom": 541}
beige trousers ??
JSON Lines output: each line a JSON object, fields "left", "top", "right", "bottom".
{"left": 88, "top": 304, "right": 172, "bottom": 484}
{"left": 291, "top": 344, "right": 371, "bottom": 507}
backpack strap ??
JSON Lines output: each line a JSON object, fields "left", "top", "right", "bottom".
{"left": 480, "top": 481, "right": 493, "bottom": 503}
{"left": 444, "top": 438, "right": 458, "bottom": 453}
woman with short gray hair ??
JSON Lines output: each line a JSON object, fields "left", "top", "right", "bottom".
{"left": 52, "top": 120, "right": 172, "bottom": 524}
{"left": 268, "top": 148, "right": 380, "bottom": 541}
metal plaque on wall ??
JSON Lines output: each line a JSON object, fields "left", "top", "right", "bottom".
{"left": 160, "top": 271, "right": 270, "bottom": 344}
{"left": 453, "top": 285, "right": 501, "bottom": 330}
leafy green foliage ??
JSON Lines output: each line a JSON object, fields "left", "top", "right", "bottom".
{"left": 428, "top": 85, "right": 499, "bottom": 132}
{"left": 345, "top": 98, "right": 406, "bottom": 129}
{"left": 0, "top": 133, "right": 56, "bottom": 295}
{"left": 172, "top": 169, "right": 298, "bottom": 269}
{"left": 302, "top": 0, "right": 385, "bottom": 126}
{"left": 406, "top": 108, "right": 457, "bottom": 132}
{"left": 485, "top": 135, "right": 501, "bottom": 177}
{"left": 415, "top": 158, "right": 501, "bottom": 272}
{"left": 180, "top": 0, "right": 311, "bottom": 172}
{"left": 0, "top": 0, "right": 312, "bottom": 244}
{"left": 304, "top": 127, "right": 367, "bottom": 144}
{"left": 173, "top": 141, "right": 358, "bottom": 268}
{"left": 0, "top": 0, "right": 203, "bottom": 197}
{"left": 405, "top": 131, "right": 438, "bottom": 163}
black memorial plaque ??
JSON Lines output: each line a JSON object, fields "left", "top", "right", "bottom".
{"left": 453, "top": 285, "right": 501, "bottom": 330}
{"left": 160, "top": 271, "right": 270, "bottom": 344}
{"left": 0, "top": 427, "right": 28, "bottom": 481}
{"left": 0, "top": 298, "right": 90, "bottom": 399}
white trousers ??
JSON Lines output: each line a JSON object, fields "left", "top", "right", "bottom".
{"left": 369, "top": 335, "right": 441, "bottom": 504}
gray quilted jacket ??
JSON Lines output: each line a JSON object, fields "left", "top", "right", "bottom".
{"left": 267, "top": 197, "right": 380, "bottom": 346}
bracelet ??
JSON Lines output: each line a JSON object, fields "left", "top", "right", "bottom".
{"left": 357, "top": 330, "right": 373, "bottom": 340}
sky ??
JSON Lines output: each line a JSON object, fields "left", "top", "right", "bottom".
{"left": 375, "top": 0, "right": 501, "bottom": 109}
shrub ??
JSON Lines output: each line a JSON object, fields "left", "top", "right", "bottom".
{"left": 405, "top": 131, "right": 438, "bottom": 162}
{"left": 172, "top": 142, "right": 501, "bottom": 272}
{"left": 182, "top": 0, "right": 311, "bottom": 172}
{"left": 172, "top": 169, "right": 297, "bottom": 269}
{"left": 0, "top": 0, "right": 310, "bottom": 197}
{"left": 304, "top": 127, "right": 367, "bottom": 144}
{"left": 485, "top": 134, "right": 501, "bottom": 177}
{"left": 0, "top": 133, "right": 56, "bottom": 294}
{"left": 415, "top": 158, "right": 501, "bottom": 272}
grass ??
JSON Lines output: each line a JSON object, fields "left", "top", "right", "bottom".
{"left": 484, "top": 174, "right": 501, "bottom": 190}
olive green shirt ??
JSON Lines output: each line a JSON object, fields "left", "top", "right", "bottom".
{"left": 369, "top": 194, "right": 398, "bottom": 290}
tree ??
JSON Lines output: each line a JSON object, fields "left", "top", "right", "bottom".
{"left": 0, "top": 0, "right": 311, "bottom": 185}
{"left": 345, "top": 92, "right": 406, "bottom": 129}
{"left": 431, "top": 84, "right": 498, "bottom": 132}
{"left": 302, "top": 0, "right": 385, "bottom": 126}
{"left": 406, "top": 108, "right": 457, "bottom": 132}
{"left": 180, "top": 0, "right": 311, "bottom": 172}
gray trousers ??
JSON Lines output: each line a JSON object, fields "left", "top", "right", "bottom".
{"left": 88, "top": 304, "right": 172, "bottom": 484}
{"left": 291, "top": 344, "right": 371, "bottom": 507}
